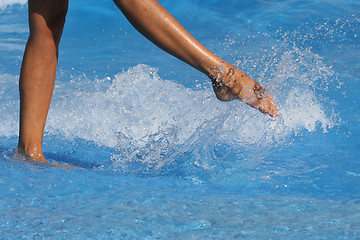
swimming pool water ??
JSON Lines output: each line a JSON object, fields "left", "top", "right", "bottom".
{"left": 1, "top": 0, "right": 359, "bottom": 239}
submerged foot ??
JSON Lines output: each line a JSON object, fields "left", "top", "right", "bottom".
{"left": 209, "top": 64, "right": 280, "bottom": 117}
{"left": 15, "top": 146, "right": 76, "bottom": 169}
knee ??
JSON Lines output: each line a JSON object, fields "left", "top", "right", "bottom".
{"left": 29, "top": 3, "right": 68, "bottom": 43}
{"left": 47, "top": 8, "right": 68, "bottom": 37}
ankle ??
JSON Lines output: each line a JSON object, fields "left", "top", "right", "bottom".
{"left": 17, "top": 143, "right": 46, "bottom": 162}
{"left": 206, "top": 61, "right": 234, "bottom": 84}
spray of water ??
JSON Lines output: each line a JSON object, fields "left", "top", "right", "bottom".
{"left": 1, "top": 16, "right": 350, "bottom": 181}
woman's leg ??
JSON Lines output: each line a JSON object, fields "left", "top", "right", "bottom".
{"left": 113, "top": 0, "right": 279, "bottom": 117}
{"left": 17, "top": 0, "right": 69, "bottom": 162}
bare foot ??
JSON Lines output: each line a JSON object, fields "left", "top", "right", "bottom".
{"left": 15, "top": 146, "right": 77, "bottom": 169}
{"left": 209, "top": 65, "right": 280, "bottom": 117}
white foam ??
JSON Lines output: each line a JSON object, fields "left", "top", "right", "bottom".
{"left": 0, "top": 0, "right": 27, "bottom": 9}
{"left": 1, "top": 55, "right": 337, "bottom": 147}
{"left": 47, "top": 65, "right": 224, "bottom": 148}
{"left": 0, "top": 73, "right": 19, "bottom": 137}
{"left": 43, "top": 58, "right": 336, "bottom": 173}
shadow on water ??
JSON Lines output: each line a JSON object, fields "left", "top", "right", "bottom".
{"left": 45, "top": 152, "right": 102, "bottom": 169}
{"left": 0, "top": 145, "right": 101, "bottom": 170}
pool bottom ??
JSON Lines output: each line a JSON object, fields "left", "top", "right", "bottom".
{"left": 1, "top": 178, "right": 359, "bottom": 239}
{"left": 0, "top": 153, "right": 359, "bottom": 240}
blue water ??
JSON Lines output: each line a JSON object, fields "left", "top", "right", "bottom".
{"left": 1, "top": 0, "right": 359, "bottom": 238}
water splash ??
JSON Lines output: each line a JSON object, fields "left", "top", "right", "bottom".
{"left": 1, "top": 17, "right": 347, "bottom": 178}
{"left": 0, "top": 74, "right": 19, "bottom": 137}
{"left": 0, "top": 0, "right": 27, "bottom": 10}
{"left": 1, "top": 53, "right": 337, "bottom": 178}
{"left": 51, "top": 64, "right": 335, "bottom": 177}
